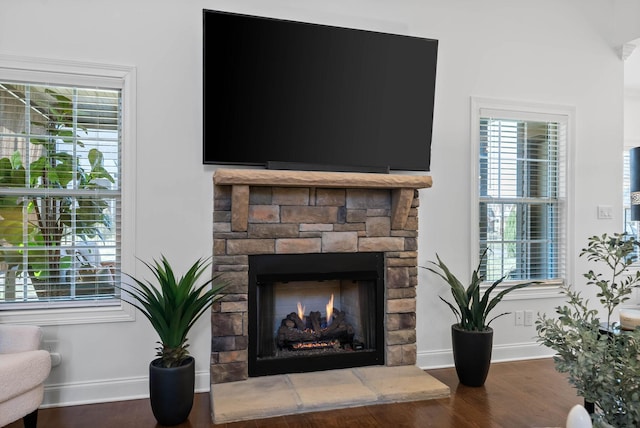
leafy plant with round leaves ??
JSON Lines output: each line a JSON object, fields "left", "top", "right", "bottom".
{"left": 537, "top": 233, "right": 640, "bottom": 427}
{"left": 122, "top": 256, "right": 228, "bottom": 368}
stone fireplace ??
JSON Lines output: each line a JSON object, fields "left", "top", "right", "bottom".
{"left": 212, "top": 168, "right": 430, "bottom": 379}
{"left": 210, "top": 169, "right": 444, "bottom": 422}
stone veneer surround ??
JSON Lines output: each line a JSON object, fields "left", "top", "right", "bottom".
{"left": 211, "top": 169, "right": 432, "bottom": 384}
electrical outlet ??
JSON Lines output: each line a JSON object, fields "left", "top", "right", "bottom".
{"left": 43, "top": 340, "right": 58, "bottom": 353}
{"left": 515, "top": 310, "right": 524, "bottom": 326}
{"left": 597, "top": 205, "right": 613, "bottom": 219}
{"left": 524, "top": 310, "right": 534, "bottom": 326}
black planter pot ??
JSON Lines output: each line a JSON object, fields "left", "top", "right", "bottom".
{"left": 451, "top": 324, "right": 493, "bottom": 387}
{"left": 149, "top": 356, "right": 195, "bottom": 426}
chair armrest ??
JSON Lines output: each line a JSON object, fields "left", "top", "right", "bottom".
{"left": 0, "top": 325, "right": 43, "bottom": 353}
{"left": 0, "top": 350, "right": 51, "bottom": 402}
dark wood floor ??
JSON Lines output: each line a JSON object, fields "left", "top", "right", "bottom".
{"left": 6, "top": 358, "right": 581, "bottom": 428}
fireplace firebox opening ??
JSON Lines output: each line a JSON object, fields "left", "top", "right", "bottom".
{"left": 248, "top": 252, "right": 385, "bottom": 377}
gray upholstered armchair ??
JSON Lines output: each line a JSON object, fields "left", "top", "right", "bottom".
{"left": 0, "top": 325, "right": 51, "bottom": 428}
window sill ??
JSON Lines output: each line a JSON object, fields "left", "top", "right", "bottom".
{"left": 481, "top": 282, "right": 565, "bottom": 301}
{"left": 0, "top": 302, "right": 135, "bottom": 326}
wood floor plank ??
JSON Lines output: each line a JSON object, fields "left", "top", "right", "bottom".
{"left": 5, "top": 359, "right": 581, "bottom": 428}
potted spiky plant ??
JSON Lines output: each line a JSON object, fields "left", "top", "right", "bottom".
{"left": 122, "top": 256, "right": 227, "bottom": 426}
{"left": 423, "top": 249, "right": 535, "bottom": 386}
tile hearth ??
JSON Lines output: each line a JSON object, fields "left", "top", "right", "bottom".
{"left": 210, "top": 365, "right": 449, "bottom": 423}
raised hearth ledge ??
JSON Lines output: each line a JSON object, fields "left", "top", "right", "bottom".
{"left": 210, "top": 365, "right": 449, "bottom": 423}
{"left": 213, "top": 168, "right": 432, "bottom": 232}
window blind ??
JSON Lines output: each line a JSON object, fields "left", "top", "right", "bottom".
{"left": 622, "top": 149, "right": 640, "bottom": 263}
{"left": 623, "top": 150, "right": 636, "bottom": 234}
{"left": 479, "top": 116, "right": 564, "bottom": 283}
{"left": 0, "top": 81, "right": 121, "bottom": 306}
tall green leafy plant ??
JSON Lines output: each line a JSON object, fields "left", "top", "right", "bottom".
{"left": 537, "top": 233, "right": 640, "bottom": 427}
{"left": 122, "top": 256, "right": 228, "bottom": 368}
{"left": 424, "top": 249, "right": 533, "bottom": 331}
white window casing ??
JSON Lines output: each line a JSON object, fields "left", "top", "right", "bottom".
{"left": 0, "top": 55, "right": 136, "bottom": 325}
{"left": 471, "top": 97, "right": 575, "bottom": 299}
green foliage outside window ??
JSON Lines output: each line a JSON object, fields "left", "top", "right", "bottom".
{"left": 0, "top": 88, "right": 117, "bottom": 300}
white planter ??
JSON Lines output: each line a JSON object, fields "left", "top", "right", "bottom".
{"left": 618, "top": 306, "right": 640, "bottom": 330}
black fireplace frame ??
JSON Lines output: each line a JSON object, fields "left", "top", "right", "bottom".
{"left": 248, "top": 252, "right": 385, "bottom": 377}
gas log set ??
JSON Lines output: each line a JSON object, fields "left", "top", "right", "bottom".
{"left": 277, "top": 294, "right": 358, "bottom": 352}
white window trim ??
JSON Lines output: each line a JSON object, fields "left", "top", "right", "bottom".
{"left": 470, "top": 97, "right": 575, "bottom": 299}
{"left": 0, "top": 54, "right": 137, "bottom": 325}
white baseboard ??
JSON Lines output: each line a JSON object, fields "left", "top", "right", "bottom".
{"left": 41, "top": 343, "right": 555, "bottom": 408}
{"left": 417, "top": 341, "right": 555, "bottom": 370}
{"left": 41, "top": 370, "right": 211, "bottom": 408}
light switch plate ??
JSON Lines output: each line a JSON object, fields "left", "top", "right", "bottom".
{"left": 597, "top": 205, "right": 613, "bottom": 219}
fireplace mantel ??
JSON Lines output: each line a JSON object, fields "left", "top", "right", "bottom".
{"left": 213, "top": 168, "right": 432, "bottom": 189}
{"left": 213, "top": 169, "right": 432, "bottom": 232}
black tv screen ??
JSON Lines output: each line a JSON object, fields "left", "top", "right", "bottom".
{"left": 203, "top": 10, "right": 438, "bottom": 172}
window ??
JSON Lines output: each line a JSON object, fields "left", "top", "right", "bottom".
{"left": 0, "top": 56, "right": 135, "bottom": 322}
{"left": 623, "top": 149, "right": 637, "bottom": 236}
{"left": 622, "top": 147, "right": 640, "bottom": 262}
{"left": 473, "top": 99, "right": 570, "bottom": 287}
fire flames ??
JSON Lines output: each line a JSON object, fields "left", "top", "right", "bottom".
{"left": 296, "top": 294, "right": 335, "bottom": 325}
{"left": 281, "top": 293, "right": 352, "bottom": 352}
{"left": 326, "top": 294, "right": 334, "bottom": 326}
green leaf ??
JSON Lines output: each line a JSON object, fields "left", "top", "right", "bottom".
{"left": 10, "top": 151, "right": 22, "bottom": 169}
{"left": 423, "top": 250, "right": 534, "bottom": 330}
{"left": 119, "top": 256, "right": 228, "bottom": 367}
{"left": 88, "top": 148, "right": 103, "bottom": 169}
{"left": 0, "top": 157, "right": 13, "bottom": 181}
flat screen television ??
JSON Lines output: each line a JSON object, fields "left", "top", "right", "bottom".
{"left": 203, "top": 10, "right": 438, "bottom": 172}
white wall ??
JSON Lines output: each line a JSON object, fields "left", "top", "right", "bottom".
{"left": 626, "top": 89, "right": 640, "bottom": 149}
{"left": 624, "top": 33, "right": 640, "bottom": 145}
{"left": 0, "top": 0, "right": 636, "bottom": 406}
{"left": 615, "top": 0, "right": 640, "bottom": 45}
{"left": 415, "top": 0, "right": 625, "bottom": 365}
